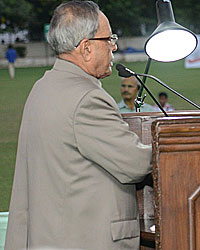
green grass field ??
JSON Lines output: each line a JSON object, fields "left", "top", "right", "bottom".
{"left": 1, "top": 59, "right": 200, "bottom": 211}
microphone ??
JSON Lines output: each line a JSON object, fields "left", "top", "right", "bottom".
{"left": 116, "top": 64, "right": 134, "bottom": 78}
{"left": 116, "top": 64, "right": 200, "bottom": 110}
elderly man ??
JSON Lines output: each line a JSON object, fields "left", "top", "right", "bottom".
{"left": 5, "top": 1, "right": 152, "bottom": 250}
{"left": 118, "top": 76, "right": 155, "bottom": 113}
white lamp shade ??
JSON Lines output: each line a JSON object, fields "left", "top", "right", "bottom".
{"left": 145, "top": 29, "right": 197, "bottom": 62}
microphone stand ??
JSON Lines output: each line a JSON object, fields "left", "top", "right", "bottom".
{"left": 134, "top": 75, "right": 168, "bottom": 117}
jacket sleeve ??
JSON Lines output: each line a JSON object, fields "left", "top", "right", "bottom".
{"left": 74, "top": 88, "right": 152, "bottom": 184}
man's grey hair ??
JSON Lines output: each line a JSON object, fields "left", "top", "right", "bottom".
{"left": 47, "top": 1, "right": 100, "bottom": 54}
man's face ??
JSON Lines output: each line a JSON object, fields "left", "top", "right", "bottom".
{"left": 159, "top": 96, "right": 167, "bottom": 107}
{"left": 120, "top": 77, "right": 139, "bottom": 102}
{"left": 91, "top": 12, "right": 117, "bottom": 79}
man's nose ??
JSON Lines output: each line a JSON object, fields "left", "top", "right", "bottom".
{"left": 124, "top": 86, "right": 129, "bottom": 91}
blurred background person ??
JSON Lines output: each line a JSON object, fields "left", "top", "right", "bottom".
{"left": 118, "top": 76, "right": 155, "bottom": 113}
{"left": 154, "top": 92, "right": 174, "bottom": 111}
{"left": 5, "top": 44, "right": 17, "bottom": 79}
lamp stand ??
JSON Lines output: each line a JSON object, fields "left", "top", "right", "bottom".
{"left": 135, "top": 57, "right": 152, "bottom": 112}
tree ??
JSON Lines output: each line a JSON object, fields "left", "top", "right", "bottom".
{"left": 172, "top": 0, "right": 200, "bottom": 33}
{"left": 0, "top": 0, "right": 32, "bottom": 33}
{"left": 1, "top": 0, "right": 199, "bottom": 41}
{"left": 98, "top": 0, "right": 141, "bottom": 36}
{"left": 27, "top": 0, "right": 155, "bottom": 40}
{"left": 26, "top": 0, "right": 64, "bottom": 41}
{"left": 138, "top": 0, "right": 157, "bottom": 35}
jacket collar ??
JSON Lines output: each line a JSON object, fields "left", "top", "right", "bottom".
{"left": 53, "top": 58, "right": 101, "bottom": 87}
{"left": 118, "top": 99, "right": 129, "bottom": 109}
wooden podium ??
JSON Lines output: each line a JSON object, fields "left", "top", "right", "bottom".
{"left": 122, "top": 111, "right": 200, "bottom": 250}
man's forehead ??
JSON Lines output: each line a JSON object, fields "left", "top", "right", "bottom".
{"left": 122, "top": 78, "right": 138, "bottom": 86}
{"left": 97, "top": 11, "right": 112, "bottom": 35}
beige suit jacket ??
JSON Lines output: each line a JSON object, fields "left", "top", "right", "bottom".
{"left": 5, "top": 59, "right": 152, "bottom": 250}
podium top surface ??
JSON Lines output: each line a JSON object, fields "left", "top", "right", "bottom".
{"left": 121, "top": 110, "right": 200, "bottom": 119}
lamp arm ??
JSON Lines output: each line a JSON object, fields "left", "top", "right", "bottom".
{"left": 136, "top": 73, "right": 200, "bottom": 110}
{"left": 137, "top": 58, "right": 152, "bottom": 98}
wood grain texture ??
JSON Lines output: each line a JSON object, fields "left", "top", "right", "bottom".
{"left": 188, "top": 186, "right": 200, "bottom": 250}
{"left": 152, "top": 117, "right": 200, "bottom": 250}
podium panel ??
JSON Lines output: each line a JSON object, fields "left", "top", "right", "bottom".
{"left": 122, "top": 111, "right": 200, "bottom": 250}
{"left": 152, "top": 117, "right": 200, "bottom": 250}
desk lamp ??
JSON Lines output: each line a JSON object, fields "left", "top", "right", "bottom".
{"left": 144, "top": 0, "right": 197, "bottom": 62}
{"left": 135, "top": 0, "right": 198, "bottom": 112}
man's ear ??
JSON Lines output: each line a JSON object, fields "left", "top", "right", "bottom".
{"left": 80, "top": 39, "right": 92, "bottom": 62}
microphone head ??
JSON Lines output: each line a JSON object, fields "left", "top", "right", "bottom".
{"left": 115, "top": 64, "right": 132, "bottom": 77}
{"left": 116, "top": 64, "right": 125, "bottom": 72}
